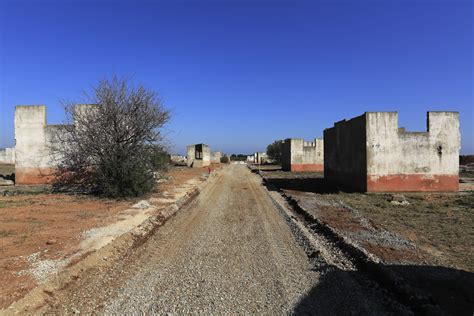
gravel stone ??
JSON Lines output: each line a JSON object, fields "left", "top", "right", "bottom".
{"left": 43, "top": 165, "right": 409, "bottom": 314}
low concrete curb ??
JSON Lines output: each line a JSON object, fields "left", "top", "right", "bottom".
{"left": 2, "top": 169, "right": 223, "bottom": 315}
{"left": 259, "top": 175, "right": 442, "bottom": 315}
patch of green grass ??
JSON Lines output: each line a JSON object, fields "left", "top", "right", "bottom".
{"left": 17, "top": 187, "right": 51, "bottom": 195}
{"left": 0, "top": 199, "right": 38, "bottom": 209}
{"left": 77, "top": 211, "right": 95, "bottom": 219}
{"left": 28, "top": 219, "right": 45, "bottom": 227}
{"left": 454, "top": 192, "right": 474, "bottom": 207}
{"left": 0, "top": 230, "right": 15, "bottom": 237}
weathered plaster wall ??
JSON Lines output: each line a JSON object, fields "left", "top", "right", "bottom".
{"left": 187, "top": 144, "right": 211, "bottom": 168}
{"left": 186, "top": 145, "right": 195, "bottom": 167}
{"left": 366, "top": 112, "right": 460, "bottom": 191}
{"left": 324, "top": 111, "right": 460, "bottom": 192}
{"left": 198, "top": 144, "right": 211, "bottom": 167}
{"left": 281, "top": 138, "right": 324, "bottom": 172}
{"left": 324, "top": 114, "right": 368, "bottom": 191}
{"left": 0, "top": 148, "right": 15, "bottom": 164}
{"left": 255, "top": 152, "right": 267, "bottom": 164}
{"left": 14, "top": 104, "right": 97, "bottom": 185}
{"left": 14, "top": 106, "right": 55, "bottom": 184}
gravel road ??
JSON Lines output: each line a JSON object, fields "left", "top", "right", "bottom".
{"left": 44, "top": 165, "right": 407, "bottom": 314}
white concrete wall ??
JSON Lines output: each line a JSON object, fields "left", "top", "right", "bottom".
{"left": 187, "top": 144, "right": 210, "bottom": 167}
{"left": 201, "top": 145, "right": 211, "bottom": 166}
{"left": 14, "top": 104, "right": 99, "bottom": 184}
{"left": 0, "top": 148, "right": 15, "bottom": 164}
{"left": 284, "top": 138, "right": 323, "bottom": 165}
{"left": 289, "top": 139, "right": 304, "bottom": 164}
{"left": 186, "top": 145, "right": 196, "bottom": 167}
{"left": 256, "top": 152, "right": 267, "bottom": 164}
{"left": 366, "top": 112, "right": 460, "bottom": 176}
{"left": 15, "top": 106, "right": 54, "bottom": 181}
{"left": 307, "top": 138, "right": 324, "bottom": 164}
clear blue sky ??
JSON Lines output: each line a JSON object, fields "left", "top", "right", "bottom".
{"left": 1, "top": 0, "right": 472, "bottom": 155}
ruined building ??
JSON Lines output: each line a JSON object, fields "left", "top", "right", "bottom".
{"left": 0, "top": 147, "right": 15, "bottom": 164}
{"left": 254, "top": 152, "right": 268, "bottom": 164}
{"left": 14, "top": 104, "right": 96, "bottom": 185}
{"left": 281, "top": 138, "right": 323, "bottom": 172}
{"left": 187, "top": 144, "right": 211, "bottom": 168}
{"left": 15, "top": 105, "right": 58, "bottom": 184}
{"left": 324, "top": 111, "right": 460, "bottom": 192}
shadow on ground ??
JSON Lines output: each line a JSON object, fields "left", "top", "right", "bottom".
{"left": 264, "top": 176, "right": 346, "bottom": 194}
{"left": 294, "top": 264, "right": 474, "bottom": 315}
{"left": 249, "top": 166, "right": 282, "bottom": 173}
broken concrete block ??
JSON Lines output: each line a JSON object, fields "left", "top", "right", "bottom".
{"left": 390, "top": 194, "right": 407, "bottom": 202}
{"left": 389, "top": 194, "right": 410, "bottom": 205}
{"left": 132, "top": 200, "right": 151, "bottom": 209}
{"left": 46, "top": 239, "right": 57, "bottom": 245}
{"left": 0, "top": 178, "right": 14, "bottom": 186}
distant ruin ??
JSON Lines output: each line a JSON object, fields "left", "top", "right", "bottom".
{"left": 246, "top": 152, "right": 270, "bottom": 164}
{"left": 281, "top": 138, "right": 323, "bottom": 172}
{"left": 15, "top": 105, "right": 57, "bottom": 184}
{"left": 187, "top": 144, "right": 211, "bottom": 168}
{"left": 170, "top": 155, "right": 187, "bottom": 165}
{"left": 324, "top": 111, "right": 460, "bottom": 192}
{"left": 14, "top": 104, "right": 96, "bottom": 185}
{"left": 255, "top": 152, "right": 268, "bottom": 164}
{"left": 11, "top": 105, "right": 462, "bottom": 193}
{"left": 0, "top": 147, "right": 15, "bottom": 164}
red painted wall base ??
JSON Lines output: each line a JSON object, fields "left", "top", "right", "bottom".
{"left": 290, "top": 164, "right": 324, "bottom": 172}
{"left": 15, "top": 167, "right": 55, "bottom": 185}
{"left": 367, "top": 174, "right": 459, "bottom": 192}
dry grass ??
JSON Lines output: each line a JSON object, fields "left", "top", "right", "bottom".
{"left": 322, "top": 192, "right": 474, "bottom": 271}
{"left": 263, "top": 168, "right": 474, "bottom": 272}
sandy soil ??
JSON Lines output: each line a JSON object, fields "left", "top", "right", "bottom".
{"left": 0, "top": 165, "right": 212, "bottom": 309}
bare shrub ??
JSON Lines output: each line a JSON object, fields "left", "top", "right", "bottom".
{"left": 51, "top": 77, "right": 170, "bottom": 197}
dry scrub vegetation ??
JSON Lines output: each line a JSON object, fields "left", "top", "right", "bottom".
{"left": 320, "top": 192, "right": 474, "bottom": 271}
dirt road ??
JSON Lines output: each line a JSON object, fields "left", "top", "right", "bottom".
{"left": 42, "top": 165, "right": 405, "bottom": 314}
